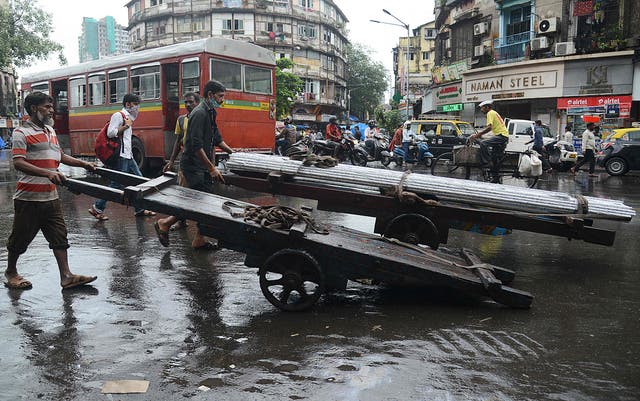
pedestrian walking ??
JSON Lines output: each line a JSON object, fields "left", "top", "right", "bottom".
{"left": 563, "top": 125, "right": 573, "bottom": 144}
{"left": 153, "top": 92, "right": 200, "bottom": 241}
{"left": 571, "top": 122, "right": 597, "bottom": 176}
{"left": 89, "top": 93, "right": 156, "bottom": 220}
{"left": 4, "top": 92, "right": 97, "bottom": 290}
{"left": 175, "top": 79, "right": 233, "bottom": 250}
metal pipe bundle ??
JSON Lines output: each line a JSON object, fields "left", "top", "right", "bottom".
{"left": 226, "top": 153, "right": 635, "bottom": 221}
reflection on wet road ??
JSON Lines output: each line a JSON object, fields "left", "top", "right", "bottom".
{"left": 1, "top": 160, "right": 639, "bottom": 400}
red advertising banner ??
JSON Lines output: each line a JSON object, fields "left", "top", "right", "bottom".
{"left": 557, "top": 95, "right": 632, "bottom": 109}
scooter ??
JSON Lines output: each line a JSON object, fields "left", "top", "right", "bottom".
{"left": 360, "top": 133, "right": 392, "bottom": 166}
{"left": 545, "top": 140, "right": 578, "bottom": 171}
{"left": 390, "top": 134, "right": 434, "bottom": 167}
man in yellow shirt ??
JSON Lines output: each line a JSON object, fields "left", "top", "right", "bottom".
{"left": 469, "top": 100, "right": 509, "bottom": 182}
{"left": 155, "top": 92, "right": 199, "bottom": 236}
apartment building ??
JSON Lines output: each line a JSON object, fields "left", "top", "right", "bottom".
{"left": 421, "top": 0, "right": 639, "bottom": 136}
{"left": 79, "top": 16, "right": 131, "bottom": 63}
{"left": 125, "top": 0, "right": 350, "bottom": 122}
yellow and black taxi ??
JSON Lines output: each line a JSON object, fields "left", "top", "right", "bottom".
{"left": 407, "top": 118, "right": 476, "bottom": 157}
{"left": 597, "top": 128, "right": 640, "bottom": 176}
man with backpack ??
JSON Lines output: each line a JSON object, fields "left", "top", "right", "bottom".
{"left": 89, "top": 93, "right": 155, "bottom": 220}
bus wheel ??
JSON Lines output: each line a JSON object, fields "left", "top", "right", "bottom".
{"left": 131, "top": 136, "right": 147, "bottom": 172}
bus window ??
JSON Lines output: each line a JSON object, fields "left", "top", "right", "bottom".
{"left": 245, "top": 65, "right": 272, "bottom": 94}
{"left": 182, "top": 60, "right": 200, "bottom": 95}
{"left": 210, "top": 59, "right": 241, "bottom": 90}
{"left": 69, "top": 77, "right": 87, "bottom": 107}
{"left": 88, "top": 74, "right": 106, "bottom": 105}
{"left": 109, "top": 70, "right": 127, "bottom": 103}
{"left": 31, "top": 82, "right": 49, "bottom": 95}
{"left": 131, "top": 65, "right": 160, "bottom": 100}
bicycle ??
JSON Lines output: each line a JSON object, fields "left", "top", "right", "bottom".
{"left": 430, "top": 143, "right": 540, "bottom": 189}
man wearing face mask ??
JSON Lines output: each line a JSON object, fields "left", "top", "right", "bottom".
{"left": 179, "top": 79, "right": 233, "bottom": 250}
{"left": 89, "top": 93, "right": 156, "bottom": 220}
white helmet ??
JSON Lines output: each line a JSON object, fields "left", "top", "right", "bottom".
{"left": 479, "top": 100, "right": 493, "bottom": 108}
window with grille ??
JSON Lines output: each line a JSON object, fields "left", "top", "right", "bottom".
{"left": 130, "top": 65, "right": 160, "bottom": 100}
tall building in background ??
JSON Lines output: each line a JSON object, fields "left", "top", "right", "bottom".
{"left": 78, "top": 16, "right": 130, "bottom": 63}
{"left": 125, "top": 0, "right": 350, "bottom": 123}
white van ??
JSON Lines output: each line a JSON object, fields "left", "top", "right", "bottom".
{"left": 504, "top": 119, "right": 554, "bottom": 153}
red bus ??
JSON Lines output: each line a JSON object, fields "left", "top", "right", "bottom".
{"left": 20, "top": 37, "right": 277, "bottom": 171}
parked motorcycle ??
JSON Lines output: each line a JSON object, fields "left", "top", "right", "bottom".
{"left": 312, "top": 133, "right": 368, "bottom": 166}
{"left": 545, "top": 140, "right": 578, "bottom": 171}
{"left": 360, "top": 133, "right": 392, "bottom": 166}
{"left": 283, "top": 135, "right": 313, "bottom": 157}
{"left": 390, "top": 134, "right": 434, "bottom": 167}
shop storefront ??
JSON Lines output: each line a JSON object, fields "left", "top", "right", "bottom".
{"left": 462, "top": 59, "right": 564, "bottom": 130}
{"left": 560, "top": 51, "right": 634, "bottom": 137}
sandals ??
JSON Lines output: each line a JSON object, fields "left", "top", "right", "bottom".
{"left": 154, "top": 221, "right": 170, "bottom": 247}
{"left": 135, "top": 210, "right": 157, "bottom": 217}
{"left": 62, "top": 274, "right": 97, "bottom": 290}
{"left": 4, "top": 275, "right": 33, "bottom": 290}
{"left": 88, "top": 206, "right": 109, "bottom": 221}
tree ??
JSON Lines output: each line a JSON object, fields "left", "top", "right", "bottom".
{"left": 0, "top": 0, "right": 66, "bottom": 69}
{"left": 346, "top": 43, "right": 388, "bottom": 121}
{"left": 275, "top": 58, "right": 303, "bottom": 120}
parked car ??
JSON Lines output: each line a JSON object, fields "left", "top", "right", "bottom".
{"left": 502, "top": 119, "right": 578, "bottom": 168}
{"left": 597, "top": 137, "right": 640, "bottom": 176}
{"left": 406, "top": 118, "right": 475, "bottom": 157}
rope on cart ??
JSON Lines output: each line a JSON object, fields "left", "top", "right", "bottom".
{"left": 222, "top": 201, "right": 329, "bottom": 234}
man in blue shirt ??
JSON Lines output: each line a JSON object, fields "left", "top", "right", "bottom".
{"left": 533, "top": 120, "right": 552, "bottom": 173}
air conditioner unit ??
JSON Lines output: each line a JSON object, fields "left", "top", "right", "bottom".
{"left": 554, "top": 41, "right": 576, "bottom": 56}
{"left": 445, "top": 38, "right": 451, "bottom": 49}
{"left": 538, "top": 17, "right": 559, "bottom": 34}
{"left": 473, "top": 45, "right": 485, "bottom": 57}
{"left": 473, "top": 22, "right": 488, "bottom": 36}
{"left": 530, "top": 36, "right": 550, "bottom": 51}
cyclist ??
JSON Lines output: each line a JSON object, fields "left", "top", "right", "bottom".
{"left": 468, "top": 100, "right": 509, "bottom": 183}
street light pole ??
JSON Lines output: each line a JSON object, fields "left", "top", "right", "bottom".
{"left": 372, "top": 9, "right": 411, "bottom": 120}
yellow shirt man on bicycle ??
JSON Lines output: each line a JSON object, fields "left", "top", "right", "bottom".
{"left": 468, "top": 100, "right": 509, "bottom": 182}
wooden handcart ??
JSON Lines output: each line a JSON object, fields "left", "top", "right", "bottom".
{"left": 62, "top": 168, "right": 533, "bottom": 310}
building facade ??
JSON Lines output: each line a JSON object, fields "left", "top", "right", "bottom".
{"left": 125, "top": 0, "right": 350, "bottom": 123}
{"left": 1, "top": 0, "right": 18, "bottom": 137}
{"left": 393, "top": 21, "right": 436, "bottom": 118}
{"left": 418, "top": 0, "right": 639, "bottom": 137}
{"left": 78, "top": 16, "right": 131, "bottom": 63}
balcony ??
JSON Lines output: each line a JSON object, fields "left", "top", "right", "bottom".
{"left": 575, "top": 33, "right": 628, "bottom": 54}
{"left": 493, "top": 31, "right": 532, "bottom": 64}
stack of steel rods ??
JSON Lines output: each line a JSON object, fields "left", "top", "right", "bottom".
{"left": 226, "top": 153, "right": 635, "bottom": 221}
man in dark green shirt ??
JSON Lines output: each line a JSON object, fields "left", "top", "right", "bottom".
{"left": 179, "top": 79, "right": 233, "bottom": 250}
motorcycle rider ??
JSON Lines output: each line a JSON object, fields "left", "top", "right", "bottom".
{"left": 275, "top": 116, "right": 297, "bottom": 155}
{"left": 401, "top": 120, "right": 414, "bottom": 163}
{"left": 325, "top": 116, "right": 341, "bottom": 156}
{"left": 363, "top": 120, "right": 379, "bottom": 156}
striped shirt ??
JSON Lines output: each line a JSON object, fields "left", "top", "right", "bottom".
{"left": 12, "top": 120, "right": 62, "bottom": 201}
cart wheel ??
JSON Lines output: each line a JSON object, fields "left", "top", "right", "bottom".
{"left": 384, "top": 214, "right": 439, "bottom": 249}
{"left": 259, "top": 249, "right": 325, "bottom": 311}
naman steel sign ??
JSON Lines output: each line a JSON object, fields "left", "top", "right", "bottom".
{"left": 466, "top": 71, "right": 557, "bottom": 94}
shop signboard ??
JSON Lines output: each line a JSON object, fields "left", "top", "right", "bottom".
{"left": 434, "top": 83, "right": 462, "bottom": 107}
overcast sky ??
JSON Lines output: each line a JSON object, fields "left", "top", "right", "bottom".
{"left": 19, "top": 0, "right": 435, "bottom": 91}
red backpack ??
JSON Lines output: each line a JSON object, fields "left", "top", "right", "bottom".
{"left": 94, "top": 112, "right": 125, "bottom": 166}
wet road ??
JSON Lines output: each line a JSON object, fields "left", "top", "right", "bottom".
{"left": 1, "top": 155, "right": 639, "bottom": 400}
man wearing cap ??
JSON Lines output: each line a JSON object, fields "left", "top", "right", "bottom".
{"left": 468, "top": 100, "right": 509, "bottom": 182}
